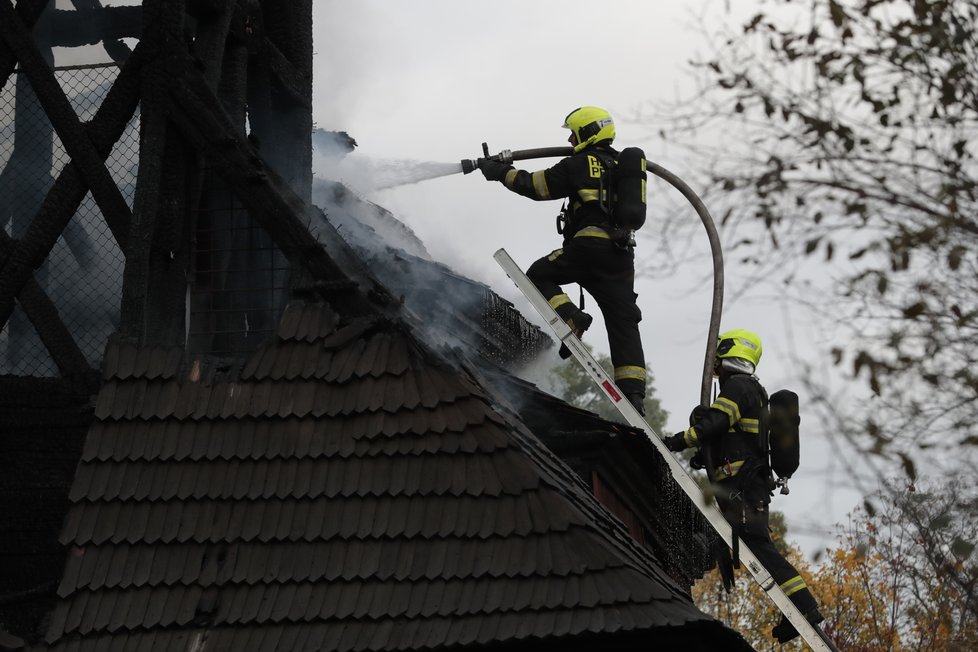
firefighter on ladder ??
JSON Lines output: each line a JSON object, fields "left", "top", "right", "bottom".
{"left": 663, "top": 329, "right": 826, "bottom": 644}
{"left": 477, "top": 106, "right": 647, "bottom": 415}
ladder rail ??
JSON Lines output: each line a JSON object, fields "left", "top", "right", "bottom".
{"left": 493, "top": 248, "right": 839, "bottom": 652}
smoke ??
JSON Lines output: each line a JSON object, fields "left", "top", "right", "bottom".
{"left": 309, "top": 151, "right": 553, "bottom": 381}
{"left": 309, "top": 129, "right": 568, "bottom": 417}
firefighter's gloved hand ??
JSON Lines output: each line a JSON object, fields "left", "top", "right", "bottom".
{"left": 689, "top": 404, "right": 710, "bottom": 427}
{"left": 663, "top": 433, "right": 687, "bottom": 452}
{"left": 479, "top": 158, "right": 511, "bottom": 181}
{"left": 690, "top": 450, "right": 706, "bottom": 470}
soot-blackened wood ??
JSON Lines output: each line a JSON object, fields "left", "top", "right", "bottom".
{"left": 190, "top": 0, "right": 235, "bottom": 89}
{"left": 0, "top": 0, "right": 48, "bottom": 92}
{"left": 218, "top": 37, "right": 248, "bottom": 130}
{"left": 118, "top": 0, "right": 186, "bottom": 343}
{"left": 65, "top": 0, "right": 137, "bottom": 62}
{"left": 143, "top": 135, "right": 194, "bottom": 346}
{"left": 45, "top": 5, "right": 142, "bottom": 48}
{"left": 0, "top": 0, "right": 133, "bottom": 243}
{"left": 165, "top": 65, "right": 335, "bottom": 281}
{"left": 248, "top": 0, "right": 311, "bottom": 203}
{"left": 139, "top": 5, "right": 195, "bottom": 346}
{"left": 163, "top": 58, "right": 389, "bottom": 319}
{"left": 0, "top": 231, "right": 90, "bottom": 376}
{"left": 258, "top": 0, "right": 311, "bottom": 80}
{"left": 253, "top": 36, "right": 308, "bottom": 110}
{"left": 0, "top": 41, "right": 144, "bottom": 334}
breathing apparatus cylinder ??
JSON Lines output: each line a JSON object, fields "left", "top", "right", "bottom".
{"left": 768, "top": 389, "right": 801, "bottom": 482}
{"left": 614, "top": 147, "right": 647, "bottom": 231}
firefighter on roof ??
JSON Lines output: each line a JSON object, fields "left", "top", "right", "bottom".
{"left": 663, "top": 329, "right": 825, "bottom": 644}
{"left": 478, "top": 106, "right": 647, "bottom": 415}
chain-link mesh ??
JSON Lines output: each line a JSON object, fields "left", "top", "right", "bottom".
{"left": 1, "top": 62, "right": 291, "bottom": 375}
{"left": 0, "top": 64, "right": 135, "bottom": 377}
{"left": 188, "top": 186, "right": 290, "bottom": 358}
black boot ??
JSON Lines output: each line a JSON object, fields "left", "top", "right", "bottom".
{"left": 558, "top": 311, "right": 593, "bottom": 359}
{"left": 772, "top": 607, "right": 825, "bottom": 644}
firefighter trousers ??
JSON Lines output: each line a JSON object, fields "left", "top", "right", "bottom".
{"left": 526, "top": 234, "right": 646, "bottom": 397}
{"left": 717, "top": 477, "right": 818, "bottom": 614}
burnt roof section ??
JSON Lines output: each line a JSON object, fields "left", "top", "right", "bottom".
{"left": 311, "top": 179, "right": 552, "bottom": 368}
{"left": 45, "top": 301, "right": 753, "bottom": 651}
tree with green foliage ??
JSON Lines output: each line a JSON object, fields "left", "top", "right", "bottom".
{"left": 550, "top": 343, "right": 668, "bottom": 433}
{"left": 651, "top": 0, "right": 978, "bottom": 472}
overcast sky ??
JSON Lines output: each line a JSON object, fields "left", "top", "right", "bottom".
{"left": 308, "top": 0, "right": 868, "bottom": 557}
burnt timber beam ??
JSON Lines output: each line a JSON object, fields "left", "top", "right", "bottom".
{"left": 118, "top": 0, "right": 187, "bottom": 343}
{"left": 0, "top": 0, "right": 47, "bottom": 92}
{"left": 190, "top": 0, "right": 235, "bottom": 88}
{"left": 256, "top": 36, "right": 309, "bottom": 109}
{"left": 0, "top": 0, "right": 133, "bottom": 244}
{"left": 258, "top": 0, "right": 312, "bottom": 80}
{"left": 66, "top": 0, "right": 137, "bottom": 62}
{"left": 0, "top": 40, "right": 146, "bottom": 334}
{"left": 247, "top": 0, "right": 311, "bottom": 202}
{"left": 44, "top": 5, "right": 142, "bottom": 48}
{"left": 0, "top": 231, "right": 90, "bottom": 376}
{"left": 163, "top": 55, "right": 386, "bottom": 308}
{"left": 218, "top": 25, "right": 248, "bottom": 129}
{"left": 212, "top": 1, "right": 307, "bottom": 109}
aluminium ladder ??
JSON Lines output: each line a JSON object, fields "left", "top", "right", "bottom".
{"left": 494, "top": 248, "right": 839, "bottom": 652}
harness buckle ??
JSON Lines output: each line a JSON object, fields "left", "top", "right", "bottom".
{"left": 555, "top": 202, "right": 568, "bottom": 235}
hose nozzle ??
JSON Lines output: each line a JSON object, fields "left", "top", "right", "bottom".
{"left": 461, "top": 142, "right": 513, "bottom": 174}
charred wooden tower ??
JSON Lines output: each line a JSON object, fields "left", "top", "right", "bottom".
{"left": 1, "top": 0, "right": 324, "bottom": 642}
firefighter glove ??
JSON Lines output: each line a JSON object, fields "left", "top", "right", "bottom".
{"left": 689, "top": 404, "right": 710, "bottom": 427}
{"left": 690, "top": 450, "right": 706, "bottom": 470}
{"left": 479, "top": 158, "right": 511, "bottom": 181}
{"left": 663, "top": 432, "right": 687, "bottom": 452}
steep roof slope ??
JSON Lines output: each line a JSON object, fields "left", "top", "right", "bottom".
{"left": 44, "top": 301, "right": 752, "bottom": 651}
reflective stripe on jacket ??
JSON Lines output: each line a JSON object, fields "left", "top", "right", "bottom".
{"left": 682, "top": 373, "right": 767, "bottom": 479}
{"left": 498, "top": 144, "right": 618, "bottom": 241}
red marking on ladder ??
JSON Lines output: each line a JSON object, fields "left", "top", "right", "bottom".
{"left": 602, "top": 380, "right": 622, "bottom": 402}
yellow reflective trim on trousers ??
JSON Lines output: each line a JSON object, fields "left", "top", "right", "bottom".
{"left": 780, "top": 575, "right": 808, "bottom": 597}
{"left": 713, "top": 459, "right": 745, "bottom": 481}
{"left": 712, "top": 396, "right": 741, "bottom": 425}
{"left": 503, "top": 169, "right": 518, "bottom": 187}
{"left": 531, "top": 171, "right": 551, "bottom": 199}
{"left": 740, "top": 417, "right": 760, "bottom": 433}
{"left": 573, "top": 226, "right": 611, "bottom": 239}
{"left": 548, "top": 294, "right": 572, "bottom": 310}
{"left": 614, "top": 365, "right": 647, "bottom": 382}
{"left": 684, "top": 426, "right": 699, "bottom": 448}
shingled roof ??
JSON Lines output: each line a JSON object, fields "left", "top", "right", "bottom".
{"left": 44, "top": 301, "right": 753, "bottom": 651}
